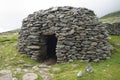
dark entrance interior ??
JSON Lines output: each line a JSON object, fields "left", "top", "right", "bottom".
{"left": 44, "top": 34, "right": 57, "bottom": 65}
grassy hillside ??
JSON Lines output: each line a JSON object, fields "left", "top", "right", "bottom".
{"left": 100, "top": 11, "right": 120, "bottom": 23}
{"left": 0, "top": 31, "right": 120, "bottom": 80}
{"left": 0, "top": 29, "right": 20, "bottom": 35}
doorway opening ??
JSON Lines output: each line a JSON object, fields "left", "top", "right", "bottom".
{"left": 44, "top": 34, "right": 58, "bottom": 65}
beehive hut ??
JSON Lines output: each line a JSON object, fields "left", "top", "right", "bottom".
{"left": 18, "top": 6, "right": 112, "bottom": 63}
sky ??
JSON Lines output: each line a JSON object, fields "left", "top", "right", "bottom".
{"left": 0, "top": 0, "right": 120, "bottom": 33}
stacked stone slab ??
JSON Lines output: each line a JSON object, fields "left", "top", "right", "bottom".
{"left": 18, "top": 6, "right": 112, "bottom": 63}
{"left": 105, "top": 23, "right": 120, "bottom": 36}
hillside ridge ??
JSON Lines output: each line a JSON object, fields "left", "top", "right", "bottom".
{"left": 100, "top": 11, "right": 120, "bottom": 23}
{"left": 101, "top": 11, "right": 120, "bottom": 19}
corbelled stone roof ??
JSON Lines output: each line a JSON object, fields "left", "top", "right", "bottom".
{"left": 18, "top": 6, "right": 112, "bottom": 63}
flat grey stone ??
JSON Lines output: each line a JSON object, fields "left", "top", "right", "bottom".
{"left": 22, "top": 73, "right": 38, "bottom": 80}
{"left": 52, "top": 68, "right": 61, "bottom": 72}
{"left": 27, "top": 46, "right": 40, "bottom": 49}
{"left": 77, "top": 71, "right": 82, "bottom": 78}
{"left": 0, "top": 70, "right": 12, "bottom": 80}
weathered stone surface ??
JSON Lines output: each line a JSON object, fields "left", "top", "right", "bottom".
{"left": 27, "top": 46, "right": 40, "bottom": 49}
{"left": 22, "top": 73, "right": 38, "bottom": 80}
{"left": 105, "top": 23, "right": 120, "bottom": 36}
{"left": 23, "top": 64, "right": 33, "bottom": 67}
{"left": 52, "top": 67, "right": 61, "bottom": 72}
{"left": 18, "top": 6, "right": 112, "bottom": 63}
{"left": 0, "top": 70, "right": 12, "bottom": 80}
{"left": 85, "top": 64, "right": 93, "bottom": 73}
{"left": 12, "top": 78, "right": 18, "bottom": 80}
{"left": 77, "top": 71, "right": 82, "bottom": 78}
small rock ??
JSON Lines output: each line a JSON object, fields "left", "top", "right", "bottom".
{"left": 22, "top": 73, "right": 38, "bottom": 80}
{"left": 38, "top": 64, "right": 51, "bottom": 68}
{"left": 85, "top": 64, "right": 93, "bottom": 73}
{"left": 32, "top": 66, "right": 39, "bottom": 71}
{"left": 16, "top": 68, "right": 22, "bottom": 73}
{"left": 91, "top": 42, "right": 97, "bottom": 46}
{"left": 77, "top": 71, "right": 82, "bottom": 78}
{"left": 47, "top": 14, "right": 55, "bottom": 19}
{"left": 18, "top": 60, "right": 24, "bottom": 64}
{"left": 0, "top": 70, "right": 12, "bottom": 80}
{"left": 93, "top": 59, "right": 100, "bottom": 62}
{"left": 71, "top": 64, "right": 78, "bottom": 67}
{"left": 12, "top": 77, "right": 18, "bottom": 80}
{"left": 52, "top": 68, "right": 61, "bottom": 72}
{"left": 69, "top": 59, "right": 73, "bottom": 62}
{"left": 23, "top": 64, "right": 33, "bottom": 67}
{"left": 80, "top": 60, "right": 84, "bottom": 62}
{"left": 23, "top": 69, "right": 33, "bottom": 73}
{"left": 27, "top": 46, "right": 40, "bottom": 49}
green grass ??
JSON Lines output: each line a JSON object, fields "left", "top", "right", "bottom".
{"left": 0, "top": 33, "right": 38, "bottom": 68}
{"left": 100, "top": 11, "right": 120, "bottom": 23}
{"left": 109, "top": 36, "right": 120, "bottom": 43}
{"left": 0, "top": 32, "right": 120, "bottom": 80}
{"left": 0, "top": 33, "right": 42, "bottom": 79}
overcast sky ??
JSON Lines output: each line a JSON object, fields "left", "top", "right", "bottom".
{"left": 0, "top": 0, "right": 120, "bottom": 32}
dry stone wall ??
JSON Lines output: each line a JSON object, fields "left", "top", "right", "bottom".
{"left": 18, "top": 6, "right": 112, "bottom": 63}
{"left": 105, "top": 23, "right": 120, "bottom": 36}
